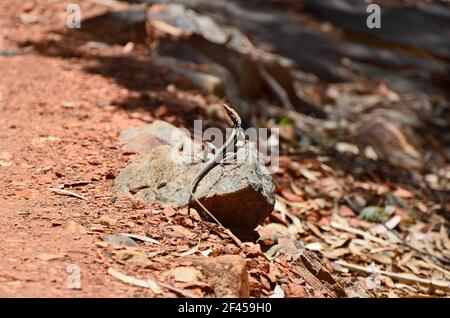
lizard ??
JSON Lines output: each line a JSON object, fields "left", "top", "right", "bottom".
{"left": 189, "top": 103, "right": 243, "bottom": 246}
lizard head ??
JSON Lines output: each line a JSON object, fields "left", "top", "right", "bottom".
{"left": 222, "top": 103, "right": 241, "bottom": 128}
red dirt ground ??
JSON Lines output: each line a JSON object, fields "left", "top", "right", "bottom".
{"left": 0, "top": 0, "right": 191, "bottom": 297}
{"left": 2, "top": 0, "right": 447, "bottom": 298}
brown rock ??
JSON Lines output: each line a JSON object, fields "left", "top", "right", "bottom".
{"left": 63, "top": 221, "right": 87, "bottom": 235}
{"left": 98, "top": 215, "right": 117, "bottom": 227}
{"left": 181, "top": 255, "right": 250, "bottom": 298}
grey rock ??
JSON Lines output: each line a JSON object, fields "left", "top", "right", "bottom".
{"left": 103, "top": 233, "right": 138, "bottom": 247}
{"left": 111, "top": 143, "right": 275, "bottom": 230}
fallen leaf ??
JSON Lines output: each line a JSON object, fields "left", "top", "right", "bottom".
{"left": 200, "top": 248, "right": 213, "bottom": 257}
{"left": 404, "top": 260, "right": 424, "bottom": 276}
{"left": 107, "top": 267, "right": 162, "bottom": 294}
{"left": 393, "top": 188, "right": 414, "bottom": 198}
{"left": 37, "top": 253, "right": 66, "bottom": 261}
{"left": 336, "top": 142, "right": 359, "bottom": 155}
{"left": 119, "top": 233, "right": 160, "bottom": 245}
{"left": 440, "top": 226, "right": 450, "bottom": 251}
{"left": 323, "top": 235, "right": 349, "bottom": 249}
{"left": 339, "top": 205, "right": 356, "bottom": 217}
{"left": 61, "top": 101, "right": 77, "bottom": 109}
{"left": 306, "top": 222, "right": 325, "bottom": 239}
{"left": 179, "top": 244, "right": 199, "bottom": 257}
{"left": 337, "top": 260, "right": 450, "bottom": 292}
{"left": 380, "top": 275, "right": 395, "bottom": 288}
{"left": 299, "top": 165, "right": 319, "bottom": 181}
{"left": 385, "top": 215, "right": 402, "bottom": 230}
{"left": 281, "top": 190, "right": 303, "bottom": 202}
{"left": 0, "top": 161, "right": 13, "bottom": 167}
{"left": 369, "top": 253, "right": 393, "bottom": 265}
{"left": 305, "top": 242, "right": 323, "bottom": 251}
{"left": 348, "top": 240, "right": 365, "bottom": 256}
{"left": 323, "top": 248, "right": 350, "bottom": 259}
{"left": 49, "top": 188, "right": 87, "bottom": 201}
{"left": 269, "top": 285, "right": 285, "bottom": 298}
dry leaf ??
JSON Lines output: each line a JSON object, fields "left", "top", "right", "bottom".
{"left": 107, "top": 267, "right": 162, "bottom": 294}
{"left": 269, "top": 285, "right": 285, "bottom": 298}
{"left": 281, "top": 190, "right": 304, "bottom": 202}
{"left": 180, "top": 244, "right": 199, "bottom": 257}
{"left": 323, "top": 248, "right": 350, "bottom": 259}
{"left": 306, "top": 222, "right": 325, "bottom": 239}
{"left": 299, "top": 165, "right": 319, "bottom": 181}
{"left": 393, "top": 188, "right": 414, "bottom": 198}
{"left": 404, "top": 259, "right": 426, "bottom": 276}
{"left": 119, "top": 233, "right": 160, "bottom": 245}
{"left": 385, "top": 215, "right": 402, "bottom": 229}
{"left": 323, "top": 235, "right": 349, "bottom": 249}
{"left": 49, "top": 188, "right": 87, "bottom": 201}
{"left": 349, "top": 240, "right": 363, "bottom": 256}
{"left": 337, "top": 260, "right": 450, "bottom": 291}
{"left": 200, "top": 248, "right": 213, "bottom": 257}
{"left": 399, "top": 252, "right": 414, "bottom": 266}
{"left": 0, "top": 161, "right": 13, "bottom": 167}
{"left": 369, "top": 253, "right": 393, "bottom": 265}
{"left": 37, "top": 253, "right": 66, "bottom": 261}
{"left": 331, "top": 219, "right": 389, "bottom": 245}
{"left": 380, "top": 275, "right": 395, "bottom": 288}
{"left": 305, "top": 242, "right": 323, "bottom": 251}
{"left": 440, "top": 226, "right": 450, "bottom": 251}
